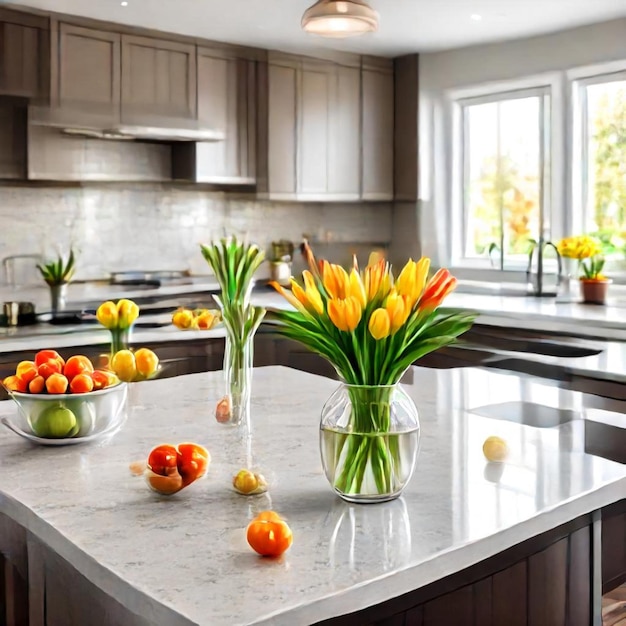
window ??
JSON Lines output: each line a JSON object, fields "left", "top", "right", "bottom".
{"left": 577, "top": 74, "right": 626, "bottom": 257}
{"left": 456, "top": 88, "right": 551, "bottom": 269}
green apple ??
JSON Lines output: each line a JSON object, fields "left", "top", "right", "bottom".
{"left": 32, "top": 405, "right": 77, "bottom": 439}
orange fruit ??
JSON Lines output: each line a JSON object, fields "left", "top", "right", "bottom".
{"left": 37, "top": 359, "right": 64, "bottom": 380}
{"left": 63, "top": 355, "right": 94, "bottom": 381}
{"left": 70, "top": 373, "right": 94, "bottom": 394}
{"left": 16, "top": 361, "right": 38, "bottom": 384}
{"left": 111, "top": 350, "right": 137, "bottom": 382}
{"left": 3, "top": 375, "right": 28, "bottom": 393}
{"left": 34, "top": 350, "right": 65, "bottom": 369}
{"left": 195, "top": 311, "right": 216, "bottom": 330}
{"left": 91, "top": 369, "right": 118, "bottom": 390}
{"left": 45, "top": 373, "right": 69, "bottom": 394}
{"left": 246, "top": 511, "right": 293, "bottom": 557}
{"left": 144, "top": 469, "right": 184, "bottom": 495}
{"left": 28, "top": 375, "right": 45, "bottom": 394}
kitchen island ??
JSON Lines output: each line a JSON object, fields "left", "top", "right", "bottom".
{"left": 0, "top": 366, "right": 625, "bottom": 625}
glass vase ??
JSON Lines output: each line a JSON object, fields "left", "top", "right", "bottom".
{"left": 216, "top": 329, "right": 254, "bottom": 427}
{"left": 320, "top": 382, "right": 420, "bottom": 504}
{"left": 110, "top": 327, "right": 131, "bottom": 355}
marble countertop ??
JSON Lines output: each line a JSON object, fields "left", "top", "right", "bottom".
{"left": 2, "top": 282, "right": 626, "bottom": 386}
{"left": 0, "top": 366, "right": 624, "bottom": 625}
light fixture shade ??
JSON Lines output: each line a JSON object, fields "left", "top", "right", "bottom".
{"left": 301, "top": 0, "right": 379, "bottom": 38}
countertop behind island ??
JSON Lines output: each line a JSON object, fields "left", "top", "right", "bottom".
{"left": 0, "top": 366, "right": 625, "bottom": 625}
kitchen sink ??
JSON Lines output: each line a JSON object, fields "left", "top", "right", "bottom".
{"left": 470, "top": 401, "right": 579, "bottom": 428}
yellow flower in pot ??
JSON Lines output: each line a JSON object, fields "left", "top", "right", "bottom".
{"left": 556, "top": 235, "right": 611, "bottom": 304}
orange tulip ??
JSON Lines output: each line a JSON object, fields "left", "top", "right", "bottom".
{"left": 322, "top": 261, "right": 351, "bottom": 300}
{"left": 368, "top": 308, "right": 391, "bottom": 340}
{"left": 327, "top": 297, "right": 362, "bottom": 332}
{"left": 363, "top": 258, "right": 392, "bottom": 301}
{"left": 395, "top": 257, "right": 430, "bottom": 306}
{"left": 418, "top": 269, "right": 458, "bottom": 311}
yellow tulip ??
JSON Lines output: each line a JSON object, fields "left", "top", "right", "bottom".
{"left": 116, "top": 299, "right": 140, "bottom": 329}
{"left": 96, "top": 301, "right": 119, "bottom": 329}
{"left": 385, "top": 291, "right": 411, "bottom": 333}
{"left": 302, "top": 270, "right": 324, "bottom": 314}
{"left": 271, "top": 281, "right": 308, "bottom": 315}
{"left": 368, "top": 308, "right": 391, "bottom": 340}
{"left": 327, "top": 297, "right": 362, "bottom": 332}
{"left": 395, "top": 257, "right": 430, "bottom": 305}
{"left": 349, "top": 269, "right": 367, "bottom": 308}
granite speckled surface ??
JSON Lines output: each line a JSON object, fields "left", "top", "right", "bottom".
{"left": 0, "top": 366, "right": 625, "bottom": 625}
{"left": 3, "top": 286, "right": 626, "bottom": 384}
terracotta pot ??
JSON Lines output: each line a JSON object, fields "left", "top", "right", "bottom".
{"left": 579, "top": 279, "right": 612, "bottom": 305}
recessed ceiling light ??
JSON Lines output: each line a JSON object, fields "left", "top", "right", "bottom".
{"left": 121, "top": 1, "right": 128, "bottom": 6}
{"left": 470, "top": 14, "right": 482, "bottom": 21}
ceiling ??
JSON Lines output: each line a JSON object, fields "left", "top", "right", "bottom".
{"left": 10, "top": 0, "right": 626, "bottom": 57}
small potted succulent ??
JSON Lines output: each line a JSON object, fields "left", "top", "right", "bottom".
{"left": 556, "top": 235, "right": 610, "bottom": 304}
{"left": 37, "top": 249, "right": 75, "bottom": 317}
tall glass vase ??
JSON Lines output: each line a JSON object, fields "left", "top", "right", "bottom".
{"left": 216, "top": 328, "right": 255, "bottom": 428}
{"left": 320, "top": 382, "right": 420, "bottom": 503}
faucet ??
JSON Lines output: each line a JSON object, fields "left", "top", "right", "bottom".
{"left": 526, "top": 237, "right": 563, "bottom": 297}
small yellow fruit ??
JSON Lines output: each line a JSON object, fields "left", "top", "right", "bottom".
{"left": 134, "top": 348, "right": 159, "bottom": 378}
{"left": 483, "top": 436, "right": 509, "bottom": 463}
{"left": 172, "top": 308, "right": 194, "bottom": 329}
{"left": 110, "top": 349, "right": 137, "bottom": 382}
{"left": 233, "top": 469, "right": 268, "bottom": 495}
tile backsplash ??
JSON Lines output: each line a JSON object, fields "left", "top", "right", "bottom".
{"left": 0, "top": 185, "right": 392, "bottom": 281}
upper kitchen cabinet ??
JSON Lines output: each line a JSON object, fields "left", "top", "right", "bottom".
{"left": 0, "top": 8, "right": 49, "bottom": 99}
{"left": 172, "top": 45, "right": 256, "bottom": 184}
{"left": 53, "top": 22, "right": 120, "bottom": 117}
{"left": 121, "top": 34, "right": 196, "bottom": 124}
{"left": 257, "top": 52, "right": 361, "bottom": 201}
{"left": 361, "top": 57, "right": 394, "bottom": 201}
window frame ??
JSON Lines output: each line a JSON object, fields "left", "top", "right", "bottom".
{"left": 572, "top": 69, "right": 626, "bottom": 240}
{"left": 446, "top": 73, "right": 564, "bottom": 279}
{"left": 452, "top": 86, "right": 552, "bottom": 271}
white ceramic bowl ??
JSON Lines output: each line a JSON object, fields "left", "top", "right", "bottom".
{"left": 7, "top": 383, "right": 127, "bottom": 440}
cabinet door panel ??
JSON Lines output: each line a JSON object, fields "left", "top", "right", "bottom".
{"left": 58, "top": 23, "right": 120, "bottom": 114}
{"left": 268, "top": 63, "right": 297, "bottom": 195}
{"left": 362, "top": 67, "right": 394, "bottom": 200}
{"left": 299, "top": 67, "right": 330, "bottom": 195}
{"left": 328, "top": 65, "right": 360, "bottom": 198}
{"left": 121, "top": 35, "right": 196, "bottom": 121}
{"left": 195, "top": 49, "right": 255, "bottom": 183}
{"left": 0, "top": 20, "right": 45, "bottom": 98}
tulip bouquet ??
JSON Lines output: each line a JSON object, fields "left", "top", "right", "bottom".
{"left": 96, "top": 298, "right": 140, "bottom": 354}
{"left": 269, "top": 247, "right": 475, "bottom": 498}
{"left": 556, "top": 235, "right": 606, "bottom": 280}
{"left": 200, "top": 236, "right": 266, "bottom": 425}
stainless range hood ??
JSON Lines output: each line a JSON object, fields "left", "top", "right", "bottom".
{"left": 28, "top": 106, "right": 224, "bottom": 142}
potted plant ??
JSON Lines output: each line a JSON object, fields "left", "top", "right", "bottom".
{"left": 37, "top": 249, "right": 76, "bottom": 317}
{"left": 556, "top": 235, "right": 611, "bottom": 304}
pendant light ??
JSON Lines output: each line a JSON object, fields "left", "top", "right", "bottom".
{"left": 301, "top": 0, "right": 379, "bottom": 38}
